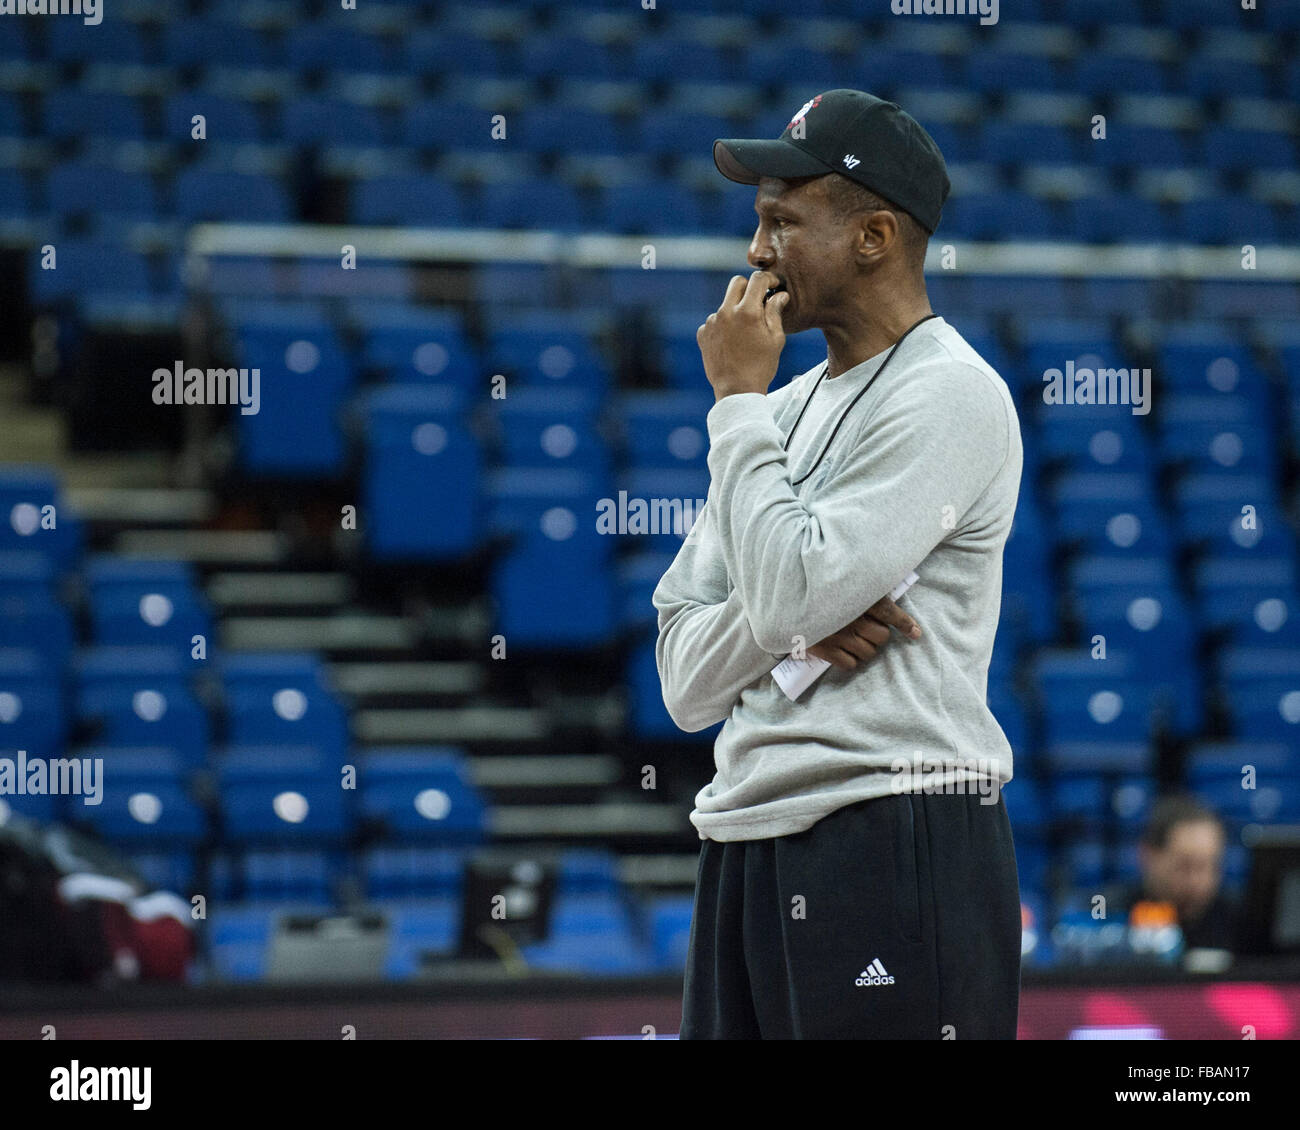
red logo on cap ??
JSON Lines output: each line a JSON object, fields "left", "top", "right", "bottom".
{"left": 786, "top": 94, "right": 823, "bottom": 133}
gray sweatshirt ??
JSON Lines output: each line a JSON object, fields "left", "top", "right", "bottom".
{"left": 652, "top": 316, "right": 1023, "bottom": 841}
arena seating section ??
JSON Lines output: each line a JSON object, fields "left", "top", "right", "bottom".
{"left": 1, "top": 0, "right": 1298, "bottom": 978}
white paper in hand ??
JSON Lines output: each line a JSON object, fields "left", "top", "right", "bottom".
{"left": 771, "top": 571, "right": 920, "bottom": 702}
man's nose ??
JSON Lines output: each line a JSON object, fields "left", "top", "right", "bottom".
{"left": 747, "top": 235, "right": 774, "bottom": 271}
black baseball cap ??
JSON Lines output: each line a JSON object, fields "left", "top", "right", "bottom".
{"left": 713, "top": 89, "right": 950, "bottom": 234}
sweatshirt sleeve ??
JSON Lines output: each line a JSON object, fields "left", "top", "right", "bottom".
{"left": 651, "top": 499, "right": 782, "bottom": 733}
{"left": 705, "top": 362, "right": 1013, "bottom": 655}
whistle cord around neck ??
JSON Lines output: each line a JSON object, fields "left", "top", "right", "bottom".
{"left": 783, "top": 313, "right": 940, "bottom": 487}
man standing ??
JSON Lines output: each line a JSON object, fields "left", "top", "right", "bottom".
{"left": 653, "top": 90, "right": 1024, "bottom": 1039}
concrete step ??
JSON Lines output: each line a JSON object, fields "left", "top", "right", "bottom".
{"left": 221, "top": 613, "right": 418, "bottom": 653}
{"left": 331, "top": 660, "right": 483, "bottom": 698}
{"left": 65, "top": 486, "right": 213, "bottom": 524}
{"left": 467, "top": 754, "right": 621, "bottom": 789}
{"left": 488, "top": 802, "right": 689, "bottom": 839}
{"left": 115, "top": 528, "right": 289, "bottom": 565}
{"left": 354, "top": 706, "right": 548, "bottom": 744}
{"left": 210, "top": 571, "right": 355, "bottom": 610}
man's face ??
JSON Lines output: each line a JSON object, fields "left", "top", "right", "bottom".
{"left": 1140, "top": 819, "right": 1225, "bottom": 921}
{"left": 745, "top": 176, "right": 858, "bottom": 336}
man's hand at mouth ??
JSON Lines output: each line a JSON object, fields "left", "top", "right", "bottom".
{"left": 697, "top": 269, "right": 790, "bottom": 402}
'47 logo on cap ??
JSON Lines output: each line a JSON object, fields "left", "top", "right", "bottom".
{"left": 786, "top": 94, "right": 823, "bottom": 133}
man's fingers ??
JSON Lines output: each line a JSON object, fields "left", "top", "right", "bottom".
{"left": 720, "top": 274, "right": 748, "bottom": 310}
{"left": 763, "top": 288, "right": 790, "bottom": 332}
{"left": 739, "top": 269, "right": 778, "bottom": 311}
{"left": 852, "top": 617, "right": 890, "bottom": 647}
{"left": 807, "top": 642, "right": 855, "bottom": 670}
{"left": 867, "top": 595, "right": 923, "bottom": 639}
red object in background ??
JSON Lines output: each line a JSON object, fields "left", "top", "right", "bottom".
{"left": 1017, "top": 982, "right": 1299, "bottom": 1040}
{"left": 58, "top": 875, "right": 194, "bottom": 983}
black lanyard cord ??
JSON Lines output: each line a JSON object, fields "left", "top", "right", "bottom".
{"left": 783, "top": 313, "right": 940, "bottom": 487}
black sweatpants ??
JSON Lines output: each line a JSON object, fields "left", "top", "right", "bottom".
{"left": 680, "top": 790, "right": 1022, "bottom": 1039}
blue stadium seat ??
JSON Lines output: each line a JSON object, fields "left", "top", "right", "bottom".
{"left": 515, "top": 106, "right": 625, "bottom": 155}
{"left": 359, "top": 384, "right": 483, "bottom": 560}
{"left": 941, "top": 192, "right": 1058, "bottom": 240}
{"left": 127, "top": 849, "right": 196, "bottom": 893}
{"left": 358, "top": 748, "right": 487, "bottom": 844}
{"left": 1033, "top": 650, "right": 1163, "bottom": 744}
{"left": 1183, "top": 56, "right": 1269, "bottom": 100}
{"left": 242, "top": 849, "right": 335, "bottom": 902}
{"left": 1063, "top": 837, "right": 1107, "bottom": 888}
{"left": 1199, "top": 128, "right": 1296, "bottom": 172}
{"left": 77, "top": 682, "right": 209, "bottom": 765}
{"left": 619, "top": 392, "right": 712, "bottom": 471}
{"left": 981, "top": 121, "right": 1077, "bottom": 164}
{"left": 224, "top": 675, "right": 349, "bottom": 759}
{"left": 1070, "top": 589, "right": 1198, "bottom": 713}
{"left": 42, "top": 91, "right": 146, "bottom": 139}
{"left": 521, "top": 892, "right": 655, "bottom": 975}
{"left": 0, "top": 169, "right": 31, "bottom": 218}
{"left": 28, "top": 240, "right": 153, "bottom": 306}
{"left": 383, "top": 898, "right": 458, "bottom": 978}
{"left": 617, "top": 468, "right": 710, "bottom": 553}
{"left": 1002, "top": 496, "right": 1056, "bottom": 642}
{"left": 1049, "top": 473, "right": 1173, "bottom": 558}
{"left": 350, "top": 173, "right": 465, "bottom": 227}
{"left": 173, "top": 167, "right": 294, "bottom": 223}
{"left": 1186, "top": 741, "right": 1296, "bottom": 788}
{"left": 494, "top": 386, "right": 607, "bottom": 473}
{"left": 402, "top": 34, "right": 506, "bottom": 79}
{"left": 285, "top": 26, "right": 392, "bottom": 73}
{"left": 0, "top": 587, "right": 73, "bottom": 671}
{"left": 968, "top": 53, "right": 1061, "bottom": 94}
{"left": 647, "top": 894, "right": 694, "bottom": 972}
{"left": 208, "top": 905, "right": 277, "bottom": 981}
{"left": 401, "top": 100, "right": 501, "bottom": 150}
{"left": 235, "top": 324, "right": 355, "bottom": 476}
{"left": 1158, "top": 404, "right": 1277, "bottom": 477}
{"left": 637, "top": 109, "right": 736, "bottom": 157}
{"left": 618, "top": 551, "right": 678, "bottom": 631}
{"left": 489, "top": 314, "right": 611, "bottom": 391}
{"left": 1073, "top": 56, "right": 1168, "bottom": 96}
{"left": 49, "top": 20, "right": 146, "bottom": 64}
{"left": 1089, "top": 125, "right": 1187, "bottom": 169}
{"left": 163, "top": 93, "right": 263, "bottom": 143}
{"left": 1043, "top": 742, "right": 1153, "bottom": 775}
{"left": 216, "top": 746, "right": 352, "bottom": 845}
{"left": 1002, "top": 778, "right": 1048, "bottom": 838}
{"left": 631, "top": 39, "right": 731, "bottom": 82}
{"left": 281, "top": 98, "right": 388, "bottom": 147}
{"left": 518, "top": 36, "right": 619, "bottom": 81}
{"left": 487, "top": 468, "right": 616, "bottom": 647}
{"left": 81, "top": 774, "right": 205, "bottom": 847}
{"left": 74, "top": 646, "right": 190, "bottom": 697}
{"left": 218, "top": 653, "right": 327, "bottom": 692}
{"left": 162, "top": 22, "right": 275, "bottom": 68}
{"left": 363, "top": 847, "right": 465, "bottom": 900}
{"left": 47, "top": 163, "right": 159, "bottom": 221}
{"left": 1195, "top": 558, "right": 1299, "bottom": 633}
{"left": 1109, "top": 775, "right": 1156, "bottom": 832}
{"left": 1046, "top": 771, "right": 1110, "bottom": 826}
{"left": 1067, "top": 196, "right": 1171, "bottom": 243}
{"left": 600, "top": 181, "right": 708, "bottom": 234}
{"left": 479, "top": 181, "right": 586, "bottom": 231}
{"left": 1178, "top": 198, "right": 1280, "bottom": 244}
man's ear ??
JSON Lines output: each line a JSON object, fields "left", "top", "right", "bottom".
{"left": 855, "top": 208, "right": 898, "bottom": 266}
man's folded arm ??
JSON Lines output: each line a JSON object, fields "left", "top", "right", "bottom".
{"left": 652, "top": 512, "right": 780, "bottom": 733}
{"left": 705, "top": 363, "right": 1012, "bottom": 654}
